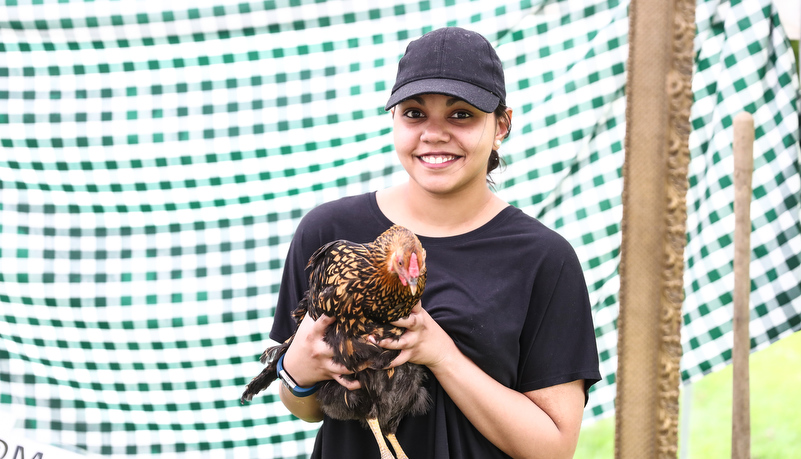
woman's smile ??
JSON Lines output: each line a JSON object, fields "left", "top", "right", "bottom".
{"left": 418, "top": 153, "right": 461, "bottom": 166}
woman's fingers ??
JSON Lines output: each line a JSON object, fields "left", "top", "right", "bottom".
{"left": 384, "top": 350, "right": 412, "bottom": 369}
{"left": 389, "top": 301, "right": 424, "bottom": 328}
{"left": 380, "top": 302, "right": 456, "bottom": 369}
{"left": 380, "top": 302, "right": 426, "bottom": 349}
{"left": 292, "top": 307, "right": 439, "bottom": 385}
{"left": 312, "top": 313, "right": 335, "bottom": 331}
{"left": 285, "top": 313, "right": 348, "bottom": 386}
{"left": 334, "top": 374, "right": 362, "bottom": 391}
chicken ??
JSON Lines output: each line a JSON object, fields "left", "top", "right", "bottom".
{"left": 241, "top": 225, "right": 430, "bottom": 459}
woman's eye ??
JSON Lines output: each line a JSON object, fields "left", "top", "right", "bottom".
{"left": 404, "top": 109, "right": 424, "bottom": 118}
{"left": 451, "top": 111, "right": 472, "bottom": 119}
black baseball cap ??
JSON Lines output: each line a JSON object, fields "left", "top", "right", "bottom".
{"left": 385, "top": 27, "right": 506, "bottom": 113}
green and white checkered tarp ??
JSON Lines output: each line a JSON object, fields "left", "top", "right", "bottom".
{"left": 0, "top": 0, "right": 798, "bottom": 457}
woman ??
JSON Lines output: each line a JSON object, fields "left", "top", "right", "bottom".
{"left": 270, "top": 27, "right": 601, "bottom": 459}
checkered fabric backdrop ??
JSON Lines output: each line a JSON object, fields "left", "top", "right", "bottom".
{"left": 0, "top": 0, "right": 799, "bottom": 457}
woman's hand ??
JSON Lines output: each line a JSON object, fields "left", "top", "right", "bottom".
{"left": 374, "top": 301, "right": 458, "bottom": 370}
{"left": 283, "top": 313, "right": 362, "bottom": 390}
{"left": 377, "top": 301, "right": 583, "bottom": 458}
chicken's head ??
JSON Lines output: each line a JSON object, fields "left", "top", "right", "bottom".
{"left": 388, "top": 243, "right": 426, "bottom": 296}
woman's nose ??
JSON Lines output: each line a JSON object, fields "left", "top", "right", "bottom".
{"left": 420, "top": 120, "right": 449, "bottom": 144}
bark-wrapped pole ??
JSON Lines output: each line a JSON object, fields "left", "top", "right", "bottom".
{"left": 614, "top": 0, "right": 696, "bottom": 456}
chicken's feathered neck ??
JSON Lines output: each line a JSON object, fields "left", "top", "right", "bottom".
{"left": 367, "top": 226, "right": 424, "bottom": 296}
{"left": 369, "top": 240, "right": 405, "bottom": 290}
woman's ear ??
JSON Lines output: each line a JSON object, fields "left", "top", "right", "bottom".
{"left": 496, "top": 107, "right": 513, "bottom": 139}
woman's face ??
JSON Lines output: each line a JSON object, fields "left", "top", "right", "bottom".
{"left": 392, "top": 93, "right": 508, "bottom": 197}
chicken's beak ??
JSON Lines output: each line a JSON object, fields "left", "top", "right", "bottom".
{"left": 408, "top": 277, "right": 418, "bottom": 295}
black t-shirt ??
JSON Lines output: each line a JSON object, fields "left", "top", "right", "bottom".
{"left": 270, "top": 192, "right": 601, "bottom": 459}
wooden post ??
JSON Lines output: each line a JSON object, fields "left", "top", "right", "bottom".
{"left": 615, "top": 0, "right": 696, "bottom": 457}
{"left": 731, "top": 112, "right": 754, "bottom": 459}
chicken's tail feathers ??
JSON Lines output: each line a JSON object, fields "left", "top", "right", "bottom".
{"left": 293, "top": 295, "right": 311, "bottom": 324}
{"left": 259, "top": 341, "right": 288, "bottom": 365}
{"left": 242, "top": 297, "right": 308, "bottom": 404}
{"left": 240, "top": 342, "right": 289, "bottom": 404}
{"left": 240, "top": 366, "right": 275, "bottom": 404}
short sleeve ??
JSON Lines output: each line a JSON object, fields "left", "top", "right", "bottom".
{"left": 516, "top": 238, "right": 601, "bottom": 400}
{"left": 269, "top": 216, "right": 319, "bottom": 343}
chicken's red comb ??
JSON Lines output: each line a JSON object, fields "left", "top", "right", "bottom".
{"left": 409, "top": 252, "right": 419, "bottom": 277}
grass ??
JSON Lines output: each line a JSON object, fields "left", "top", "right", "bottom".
{"left": 575, "top": 330, "right": 801, "bottom": 458}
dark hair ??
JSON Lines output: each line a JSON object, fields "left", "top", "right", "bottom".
{"left": 487, "top": 103, "right": 512, "bottom": 185}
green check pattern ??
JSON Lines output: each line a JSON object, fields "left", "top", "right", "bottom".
{"left": 1, "top": 0, "right": 798, "bottom": 457}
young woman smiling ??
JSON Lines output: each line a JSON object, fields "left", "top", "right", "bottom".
{"left": 269, "top": 27, "right": 601, "bottom": 459}
{"left": 380, "top": 93, "right": 511, "bottom": 237}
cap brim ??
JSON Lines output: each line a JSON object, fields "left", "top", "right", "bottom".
{"left": 384, "top": 78, "right": 500, "bottom": 113}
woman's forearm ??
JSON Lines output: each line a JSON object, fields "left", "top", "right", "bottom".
{"left": 429, "top": 343, "right": 585, "bottom": 459}
{"left": 278, "top": 383, "right": 324, "bottom": 423}
{"left": 382, "top": 303, "right": 586, "bottom": 458}
{"left": 276, "top": 313, "right": 361, "bottom": 423}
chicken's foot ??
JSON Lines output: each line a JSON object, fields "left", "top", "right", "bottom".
{"left": 367, "top": 418, "right": 395, "bottom": 459}
{"left": 386, "top": 433, "right": 408, "bottom": 459}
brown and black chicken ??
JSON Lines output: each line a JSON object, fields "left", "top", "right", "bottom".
{"left": 241, "top": 225, "right": 430, "bottom": 459}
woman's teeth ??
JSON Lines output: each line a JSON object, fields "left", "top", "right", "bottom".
{"left": 420, "top": 155, "right": 455, "bottom": 164}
